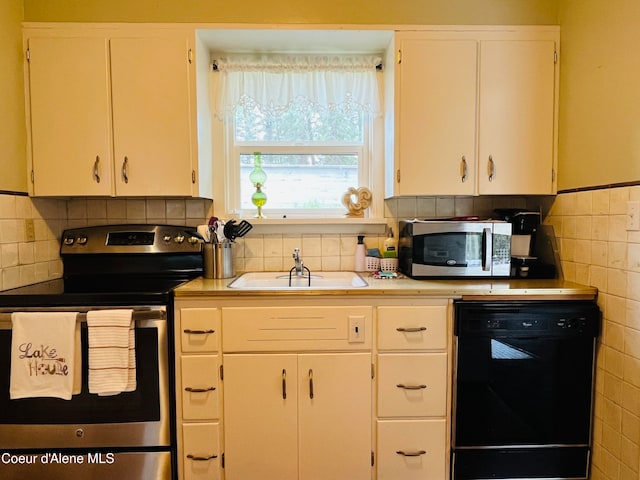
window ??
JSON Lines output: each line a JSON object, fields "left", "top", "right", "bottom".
{"left": 213, "top": 53, "right": 383, "bottom": 219}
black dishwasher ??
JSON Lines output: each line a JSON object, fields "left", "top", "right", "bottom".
{"left": 452, "top": 300, "right": 600, "bottom": 480}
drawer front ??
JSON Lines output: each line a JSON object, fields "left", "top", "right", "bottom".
{"left": 222, "top": 306, "right": 372, "bottom": 352}
{"left": 180, "top": 308, "right": 220, "bottom": 353}
{"left": 377, "top": 353, "right": 447, "bottom": 417}
{"left": 183, "top": 423, "right": 221, "bottom": 480}
{"left": 181, "top": 355, "right": 220, "bottom": 420}
{"left": 377, "top": 305, "right": 447, "bottom": 351}
{"left": 377, "top": 419, "right": 446, "bottom": 480}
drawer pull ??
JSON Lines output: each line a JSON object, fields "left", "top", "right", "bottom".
{"left": 187, "top": 454, "right": 218, "bottom": 461}
{"left": 396, "top": 450, "right": 427, "bottom": 457}
{"left": 184, "top": 386, "right": 216, "bottom": 393}
{"left": 396, "top": 327, "right": 427, "bottom": 333}
{"left": 183, "top": 329, "right": 216, "bottom": 335}
{"left": 396, "top": 384, "right": 427, "bottom": 390}
{"left": 282, "top": 369, "right": 287, "bottom": 399}
{"left": 309, "top": 369, "right": 314, "bottom": 399}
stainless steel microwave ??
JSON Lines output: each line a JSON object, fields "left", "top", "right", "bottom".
{"left": 398, "top": 220, "right": 512, "bottom": 278}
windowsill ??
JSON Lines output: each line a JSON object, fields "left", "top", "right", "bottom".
{"left": 243, "top": 217, "right": 388, "bottom": 235}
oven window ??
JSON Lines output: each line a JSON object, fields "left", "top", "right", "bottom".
{"left": 0, "top": 326, "right": 160, "bottom": 424}
{"left": 454, "top": 335, "right": 594, "bottom": 446}
{"left": 416, "top": 232, "right": 482, "bottom": 267}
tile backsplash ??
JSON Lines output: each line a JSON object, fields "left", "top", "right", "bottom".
{"left": 0, "top": 193, "right": 538, "bottom": 290}
{"left": 546, "top": 186, "right": 640, "bottom": 480}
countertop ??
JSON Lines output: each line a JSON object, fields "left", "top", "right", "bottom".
{"left": 174, "top": 273, "right": 597, "bottom": 300}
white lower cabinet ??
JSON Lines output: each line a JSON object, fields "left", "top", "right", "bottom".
{"left": 223, "top": 352, "right": 372, "bottom": 480}
{"left": 377, "top": 419, "right": 447, "bottom": 480}
{"left": 376, "top": 302, "right": 451, "bottom": 480}
{"left": 221, "top": 305, "right": 373, "bottom": 480}
{"left": 174, "top": 306, "right": 222, "bottom": 480}
{"left": 182, "top": 423, "right": 222, "bottom": 480}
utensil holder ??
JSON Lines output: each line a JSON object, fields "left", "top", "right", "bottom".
{"left": 204, "top": 242, "right": 234, "bottom": 279}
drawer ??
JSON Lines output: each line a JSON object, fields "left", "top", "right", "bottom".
{"left": 377, "top": 353, "right": 447, "bottom": 417}
{"left": 181, "top": 355, "right": 220, "bottom": 420}
{"left": 377, "top": 305, "right": 447, "bottom": 351}
{"left": 180, "top": 308, "right": 220, "bottom": 353}
{"left": 377, "top": 419, "right": 446, "bottom": 480}
{"left": 182, "top": 423, "right": 221, "bottom": 480}
{"left": 222, "top": 306, "right": 372, "bottom": 352}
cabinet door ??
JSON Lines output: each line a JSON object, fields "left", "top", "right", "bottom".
{"left": 396, "top": 37, "right": 477, "bottom": 196}
{"left": 298, "top": 353, "right": 372, "bottom": 480}
{"left": 110, "top": 36, "right": 194, "bottom": 196}
{"left": 478, "top": 40, "right": 557, "bottom": 194}
{"left": 27, "top": 37, "right": 112, "bottom": 196}
{"left": 223, "top": 354, "right": 298, "bottom": 480}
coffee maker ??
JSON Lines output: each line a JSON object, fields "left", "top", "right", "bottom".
{"left": 494, "top": 209, "right": 559, "bottom": 279}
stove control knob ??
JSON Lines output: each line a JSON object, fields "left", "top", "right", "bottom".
{"left": 174, "top": 234, "right": 185, "bottom": 244}
{"left": 162, "top": 234, "right": 172, "bottom": 243}
{"left": 76, "top": 236, "right": 88, "bottom": 245}
{"left": 63, "top": 237, "right": 75, "bottom": 246}
{"left": 188, "top": 236, "right": 199, "bottom": 245}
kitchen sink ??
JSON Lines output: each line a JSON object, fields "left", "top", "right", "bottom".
{"left": 227, "top": 271, "right": 368, "bottom": 290}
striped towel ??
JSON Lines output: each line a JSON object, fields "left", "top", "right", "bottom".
{"left": 86, "top": 309, "right": 136, "bottom": 396}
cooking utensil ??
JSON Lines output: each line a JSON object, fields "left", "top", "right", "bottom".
{"left": 223, "top": 220, "right": 237, "bottom": 241}
{"left": 233, "top": 220, "right": 253, "bottom": 238}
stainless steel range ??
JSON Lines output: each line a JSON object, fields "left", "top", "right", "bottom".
{"left": 0, "top": 224, "right": 203, "bottom": 480}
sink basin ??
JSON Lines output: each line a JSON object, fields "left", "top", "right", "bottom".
{"left": 227, "top": 271, "right": 368, "bottom": 290}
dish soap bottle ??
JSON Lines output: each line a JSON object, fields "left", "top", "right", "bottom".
{"left": 383, "top": 228, "right": 398, "bottom": 258}
{"left": 355, "top": 235, "right": 366, "bottom": 272}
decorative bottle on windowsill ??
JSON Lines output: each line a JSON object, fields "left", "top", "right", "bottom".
{"left": 250, "top": 152, "right": 267, "bottom": 218}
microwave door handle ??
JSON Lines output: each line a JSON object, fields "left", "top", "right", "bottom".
{"left": 482, "top": 228, "right": 492, "bottom": 272}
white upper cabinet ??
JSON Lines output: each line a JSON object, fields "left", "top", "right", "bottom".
{"left": 24, "top": 27, "right": 201, "bottom": 197}
{"left": 477, "top": 39, "right": 557, "bottom": 195}
{"left": 388, "top": 28, "right": 559, "bottom": 197}
{"left": 394, "top": 38, "right": 478, "bottom": 196}
{"left": 26, "top": 36, "right": 113, "bottom": 196}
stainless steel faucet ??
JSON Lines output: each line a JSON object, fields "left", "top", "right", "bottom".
{"left": 292, "top": 248, "right": 304, "bottom": 276}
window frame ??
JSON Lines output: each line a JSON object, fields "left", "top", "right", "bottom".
{"left": 210, "top": 61, "right": 385, "bottom": 223}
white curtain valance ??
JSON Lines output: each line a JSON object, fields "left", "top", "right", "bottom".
{"left": 214, "top": 54, "right": 382, "bottom": 118}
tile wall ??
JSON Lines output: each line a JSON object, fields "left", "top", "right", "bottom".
{"left": 0, "top": 193, "right": 535, "bottom": 290}
{"left": 546, "top": 186, "right": 640, "bottom": 480}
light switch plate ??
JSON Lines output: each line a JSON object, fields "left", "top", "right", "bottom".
{"left": 25, "top": 218, "right": 35, "bottom": 242}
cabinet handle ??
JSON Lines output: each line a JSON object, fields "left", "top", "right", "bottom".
{"left": 93, "top": 156, "right": 101, "bottom": 183}
{"left": 184, "top": 386, "right": 216, "bottom": 393}
{"left": 396, "top": 327, "right": 427, "bottom": 333}
{"left": 122, "top": 156, "right": 129, "bottom": 184}
{"left": 187, "top": 454, "right": 218, "bottom": 461}
{"left": 488, "top": 155, "right": 495, "bottom": 182}
{"left": 282, "top": 369, "right": 287, "bottom": 399}
{"left": 396, "top": 450, "right": 427, "bottom": 457}
{"left": 396, "top": 384, "right": 427, "bottom": 390}
{"left": 309, "top": 369, "right": 314, "bottom": 399}
{"left": 460, "top": 156, "right": 467, "bottom": 183}
{"left": 183, "top": 329, "right": 215, "bottom": 335}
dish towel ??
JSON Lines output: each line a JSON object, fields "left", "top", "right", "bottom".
{"left": 87, "top": 309, "right": 136, "bottom": 396}
{"left": 10, "top": 311, "right": 78, "bottom": 400}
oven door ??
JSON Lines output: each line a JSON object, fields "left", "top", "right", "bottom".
{"left": 0, "top": 308, "right": 170, "bottom": 450}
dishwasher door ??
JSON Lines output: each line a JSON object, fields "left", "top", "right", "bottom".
{"left": 451, "top": 300, "right": 600, "bottom": 480}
